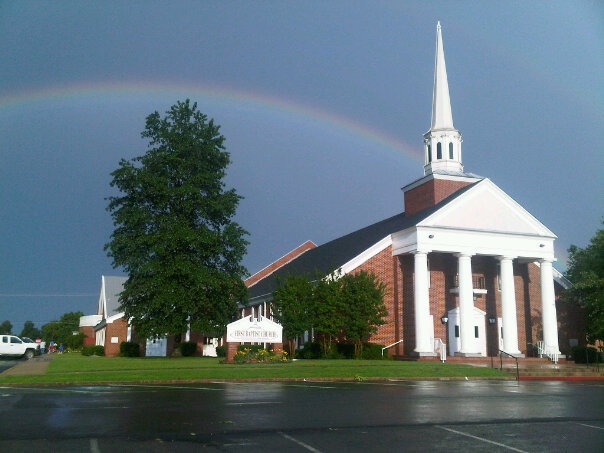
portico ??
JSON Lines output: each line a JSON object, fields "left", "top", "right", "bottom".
{"left": 393, "top": 207, "right": 561, "bottom": 358}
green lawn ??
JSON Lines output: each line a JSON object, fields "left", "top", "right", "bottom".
{"left": 0, "top": 354, "right": 511, "bottom": 385}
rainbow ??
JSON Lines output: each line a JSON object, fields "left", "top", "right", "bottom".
{"left": 0, "top": 81, "right": 423, "bottom": 162}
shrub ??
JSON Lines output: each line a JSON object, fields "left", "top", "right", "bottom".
{"left": 294, "top": 342, "right": 388, "bottom": 360}
{"left": 179, "top": 341, "right": 197, "bottom": 357}
{"left": 215, "top": 345, "right": 226, "bottom": 358}
{"left": 82, "top": 345, "right": 105, "bottom": 356}
{"left": 119, "top": 341, "right": 140, "bottom": 357}
{"left": 571, "top": 346, "right": 599, "bottom": 364}
{"left": 361, "top": 343, "right": 387, "bottom": 360}
{"left": 296, "top": 341, "right": 322, "bottom": 359}
{"left": 335, "top": 343, "right": 355, "bottom": 359}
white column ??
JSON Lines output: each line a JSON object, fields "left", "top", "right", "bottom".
{"left": 540, "top": 260, "right": 561, "bottom": 354}
{"left": 413, "top": 252, "right": 433, "bottom": 353}
{"left": 499, "top": 256, "right": 521, "bottom": 355}
{"left": 456, "top": 253, "right": 476, "bottom": 354}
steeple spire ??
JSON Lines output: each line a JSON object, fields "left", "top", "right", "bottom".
{"left": 431, "top": 21, "right": 454, "bottom": 129}
{"left": 423, "top": 22, "right": 463, "bottom": 175}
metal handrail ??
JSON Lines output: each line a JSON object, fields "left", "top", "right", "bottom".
{"left": 381, "top": 339, "right": 403, "bottom": 357}
{"left": 536, "top": 341, "right": 559, "bottom": 364}
{"left": 434, "top": 338, "right": 446, "bottom": 363}
{"left": 498, "top": 349, "right": 519, "bottom": 381}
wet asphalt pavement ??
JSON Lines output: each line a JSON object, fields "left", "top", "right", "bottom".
{"left": 0, "top": 359, "right": 19, "bottom": 373}
{"left": 1, "top": 380, "right": 603, "bottom": 452}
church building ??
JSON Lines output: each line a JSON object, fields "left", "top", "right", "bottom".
{"left": 245, "top": 23, "right": 583, "bottom": 360}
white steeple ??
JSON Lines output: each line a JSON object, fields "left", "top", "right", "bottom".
{"left": 423, "top": 22, "right": 463, "bottom": 175}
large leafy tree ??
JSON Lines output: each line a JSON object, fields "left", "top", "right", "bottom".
{"left": 272, "top": 274, "right": 315, "bottom": 354}
{"left": 105, "top": 100, "right": 248, "bottom": 339}
{"left": 564, "top": 221, "right": 604, "bottom": 344}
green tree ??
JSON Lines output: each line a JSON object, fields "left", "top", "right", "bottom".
{"left": 339, "top": 271, "right": 387, "bottom": 358}
{"left": 0, "top": 320, "right": 12, "bottom": 334}
{"left": 312, "top": 274, "right": 345, "bottom": 357}
{"left": 41, "top": 311, "right": 85, "bottom": 349}
{"left": 105, "top": 100, "right": 248, "bottom": 339}
{"left": 564, "top": 222, "right": 604, "bottom": 344}
{"left": 272, "top": 273, "right": 314, "bottom": 354}
{"left": 20, "top": 320, "right": 41, "bottom": 339}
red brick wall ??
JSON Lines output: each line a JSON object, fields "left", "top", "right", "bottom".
{"left": 349, "top": 245, "right": 403, "bottom": 355}
{"left": 79, "top": 326, "right": 96, "bottom": 346}
{"left": 404, "top": 178, "right": 472, "bottom": 215}
{"left": 103, "top": 317, "right": 128, "bottom": 357}
{"left": 400, "top": 254, "right": 415, "bottom": 355}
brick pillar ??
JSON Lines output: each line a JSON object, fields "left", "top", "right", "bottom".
{"left": 272, "top": 342, "right": 283, "bottom": 352}
{"left": 226, "top": 341, "right": 239, "bottom": 363}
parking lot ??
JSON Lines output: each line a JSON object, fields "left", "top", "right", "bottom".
{"left": 1, "top": 380, "right": 603, "bottom": 452}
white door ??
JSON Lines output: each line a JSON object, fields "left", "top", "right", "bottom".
{"left": 146, "top": 337, "right": 167, "bottom": 357}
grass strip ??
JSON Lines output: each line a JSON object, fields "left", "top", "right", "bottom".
{"left": 0, "top": 354, "right": 510, "bottom": 385}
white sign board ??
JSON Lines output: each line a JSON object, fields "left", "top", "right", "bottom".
{"left": 227, "top": 316, "right": 282, "bottom": 343}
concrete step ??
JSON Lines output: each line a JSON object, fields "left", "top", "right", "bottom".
{"left": 502, "top": 363, "right": 604, "bottom": 380}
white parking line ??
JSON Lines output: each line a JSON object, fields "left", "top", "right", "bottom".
{"left": 90, "top": 438, "right": 100, "bottom": 453}
{"left": 226, "top": 401, "right": 281, "bottom": 406}
{"left": 576, "top": 422, "right": 604, "bottom": 430}
{"left": 279, "top": 431, "right": 322, "bottom": 452}
{"left": 284, "top": 384, "right": 337, "bottom": 389}
{"left": 436, "top": 426, "right": 529, "bottom": 453}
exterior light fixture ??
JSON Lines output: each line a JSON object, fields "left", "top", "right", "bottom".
{"left": 429, "top": 234, "right": 434, "bottom": 238}
{"left": 440, "top": 316, "right": 448, "bottom": 324}
{"left": 539, "top": 244, "right": 545, "bottom": 248}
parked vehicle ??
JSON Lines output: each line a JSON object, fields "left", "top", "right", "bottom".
{"left": 20, "top": 337, "right": 41, "bottom": 356}
{"left": 0, "top": 335, "right": 39, "bottom": 359}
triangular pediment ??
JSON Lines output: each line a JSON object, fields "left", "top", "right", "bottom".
{"left": 418, "top": 179, "right": 556, "bottom": 238}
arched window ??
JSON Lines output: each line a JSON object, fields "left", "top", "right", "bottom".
{"left": 449, "top": 142, "right": 454, "bottom": 159}
{"left": 427, "top": 144, "right": 432, "bottom": 162}
{"left": 436, "top": 142, "right": 442, "bottom": 159}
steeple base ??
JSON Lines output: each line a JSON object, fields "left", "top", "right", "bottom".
{"left": 403, "top": 172, "right": 482, "bottom": 215}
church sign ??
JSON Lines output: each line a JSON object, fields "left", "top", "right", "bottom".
{"left": 226, "top": 315, "right": 282, "bottom": 343}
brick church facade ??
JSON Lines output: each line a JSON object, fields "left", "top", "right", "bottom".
{"left": 244, "top": 23, "right": 585, "bottom": 359}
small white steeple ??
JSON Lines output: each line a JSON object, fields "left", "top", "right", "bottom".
{"left": 423, "top": 22, "right": 463, "bottom": 175}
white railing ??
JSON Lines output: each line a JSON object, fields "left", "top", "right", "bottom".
{"left": 381, "top": 339, "right": 403, "bottom": 357}
{"left": 434, "top": 338, "right": 446, "bottom": 363}
{"left": 536, "top": 341, "right": 559, "bottom": 364}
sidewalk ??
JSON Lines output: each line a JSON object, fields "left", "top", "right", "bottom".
{"left": 1, "top": 355, "right": 54, "bottom": 376}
